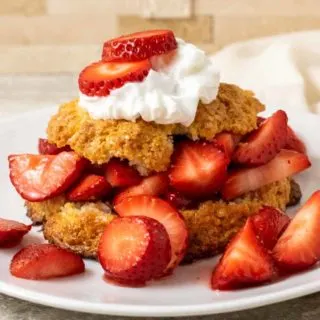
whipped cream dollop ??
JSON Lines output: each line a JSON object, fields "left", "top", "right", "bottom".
{"left": 79, "top": 39, "right": 220, "bottom": 126}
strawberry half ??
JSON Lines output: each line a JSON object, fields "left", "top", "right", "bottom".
{"left": 222, "top": 149, "right": 311, "bottom": 200}
{"left": 9, "top": 152, "right": 87, "bottom": 202}
{"left": 233, "top": 110, "right": 288, "bottom": 166}
{"left": 114, "top": 195, "right": 188, "bottom": 274}
{"left": 113, "top": 173, "right": 169, "bottom": 205}
{"left": 214, "top": 133, "right": 241, "bottom": 162}
{"left": 105, "top": 158, "right": 141, "bottom": 188}
{"left": 98, "top": 216, "right": 171, "bottom": 285}
{"left": 10, "top": 244, "right": 85, "bottom": 280}
{"left": 169, "top": 141, "right": 228, "bottom": 199}
{"left": 251, "top": 206, "right": 290, "bottom": 250}
{"left": 67, "top": 174, "right": 112, "bottom": 202}
{"left": 0, "top": 218, "right": 31, "bottom": 248}
{"left": 78, "top": 60, "right": 151, "bottom": 97}
{"left": 211, "top": 219, "right": 275, "bottom": 290}
{"left": 285, "top": 126, "right": 307, "bottom": 154}
{"left": 273, "top": 190, "right": 320, "bottom": 272}
{"left": 38, "top": 138, "right": 70, "bottom": 155}
{"left": 102, "top": 29, "right": 177, "bottom": 62}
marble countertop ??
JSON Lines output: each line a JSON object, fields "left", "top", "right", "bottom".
{"left": 1, "top": 74, "right": 320, "bottom": 320}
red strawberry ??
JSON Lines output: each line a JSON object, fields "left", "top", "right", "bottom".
{"left": 98, "top": 216, "right": 171, "bottom": 285}
{"left": 164, "top": 190, "right": 193, "bottom": 210}
{"left": 222, "top": 149, "right": 311, "bottom": 200}
{"left": 273, "top": 190, "right": 320, "bottom": 272}
{"left": 211, "top": 219, "right": 275, "bottom": 290}
{"left": 113, "top": 173, "right": 169, "bottom": 205}
{"left": 102, "top": 29, "right": 177, "bottom": 62}
{"left": 67, "top": 174, "right": 112, "bottom": 202}
{"left": 285, "top": 126, "right": 307, "bottom": 154}
{"left": 78, "top": 60, "right": 151, "bottom": 97}
{"left": 9, "top": 152, "right": 87, "bottom": 202}
{"left": 169, "top": 141, "right": 228, "bottom": 199}
{"left": 0, "top": 218, "right": 31, "bottom": 248}
{"left": 10, "top": 244, "right": 85, "bottom": 280}
{"left": 105, "top": 158, "right": 141, "bottom": 188}
{"left": 251, "top": 206, "right": 290, "bottom": 250}
{"left": 214, "top": 133, "right": 241, "bottom": 161}
{"left": 114, "top": 195, "right": 188, "bottom": 274}
{"left": 233, "top": 110, "right": 288, "bottom": 166}
{"left": 38, "top": 138, "right": 70, "bottom": 155}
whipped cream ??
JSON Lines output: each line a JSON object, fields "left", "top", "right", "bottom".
{"left": 79, "top": 39, "right": 220, "bottom": 126}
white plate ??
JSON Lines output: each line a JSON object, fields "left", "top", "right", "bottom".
{"left": 0, "top": 107, "right": 320, "bottom": 317}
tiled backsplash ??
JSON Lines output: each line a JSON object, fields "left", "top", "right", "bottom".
{"left": 1, "top": 0, "right": 320, "bottom": 73}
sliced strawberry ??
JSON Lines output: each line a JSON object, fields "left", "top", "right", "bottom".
{"left": 222, "top": 149, "right": 311, "bottom": 200}
{"left": 9, "top": 152, "right": 87, "bottom": 202}
{"left": 273, "top": 191, "right": 320, "bottom": 272}
{"left": 251, "top": 206, "right": 290, "bottom": 250}
{"left": 98, "top": 216, "right": 171, "bottom": 285}
{"left": 169, "top": 141, "right": 228, "bottom": 199}
{"left": 211, "top": 219, "right": 275, "bottom": 290}
{"left": 10, "top": 244, "right": 85, "bottom": 280}
{"left": 114, "top": 195, "right": 188, "bottom": 274}
{"left": 214, "top": 133, "right": 241, "bottom": 161}
{"left": 78, "top": 60, "right": 151, "bottom": 97}
{"left": 285, "top": 126, "right": 307, "bottom": 154}
{"left": 233, "top": 110, "right": 288, "bottom": 166}
{"left": 105, "top": 158, "right": 141, "bottom": 188}
{"left": 38, "top": 138, "right": 70, "bottom": 155}
{"left": 102, "top": 29, "right": 177, "bottom": 62}
{"left": 0, "top": 218, "right": 31, "bottom": 248}
{"left": 113, "top": 173, "right": 169, "bottom": 205}
{"left": 67, "top": 174, "right": 112, "bottom": 202}
{"left": 164, "top": 190, "right": 193, "bottom": 210}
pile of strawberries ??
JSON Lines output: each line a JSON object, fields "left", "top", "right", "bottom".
{"left": 212, "top": 192, "right": 320, "bottom": 290}
{"left": 5, "top": 107, "right": 313, "bottom": 287}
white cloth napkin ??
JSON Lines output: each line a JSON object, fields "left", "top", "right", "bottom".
{"left": 210, "top": 30, "right": 320, "bottom": 114}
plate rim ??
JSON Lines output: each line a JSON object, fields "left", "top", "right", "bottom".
{"left": 1, "top": 106, "right": 320, "bottom": 317}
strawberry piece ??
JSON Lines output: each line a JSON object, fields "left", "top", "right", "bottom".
{"left": 169, "top": 141, "right": 228, "bottom": 199}
{"left": 0, "top": 218, "right": 31, "bottom": 248}
{"left": 98, "top": 216, "right": 171, "bottom": 285}
{"left": 115, "top": 195, "right": 188, "bottom": 274}
{"left": 78, "top": 60, "right": 151, "bottom": 97}
{"left": 222, "top": 149, "right": 311, "bottom": 200}
{"left": 38, "top": 138, "right": 70, "bottom": 155}
{"left": 285, "top": 126, "right": 307, "bottom": 154}
{"left": 102, "top": 29, "right": 177, "bottom": 62}
{"left": 233, "top": 110, "right": 288, "bottom": 166}
{"left": 113, "top": 173, "right": 169, "bottom": 205}
{"left": 273, "top": 191, "right": 320, "bottom": 272}
{"left": 211, "top": 219, "right": 275, "bottom": 290}
{"left": 8, "top": 152, "right": 87, "bottom": 202}
{"left": 214, "top": 133, "right": 241, "bottom": 161}
{"left": 67, "top": 174, "right": 112, "bottom": 202}
{"left": 164, "top": 190, "right": 193, "bottom": 210}
{"left": 10, "top": 244, "right": 85, "bottom": 280}
{"left": 105, "top": 158, "right": 141, "bottom": 188}
{"left": 251, "top": 206, "right": 290, "bottom": 250}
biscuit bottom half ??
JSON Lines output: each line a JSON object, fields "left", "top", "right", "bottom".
{"left": 26, "top": 178, "right": 295, "bottom": 264}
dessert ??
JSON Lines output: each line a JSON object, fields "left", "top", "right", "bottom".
{"left": 6, "top": 30, "right": 314, "bottom": 286}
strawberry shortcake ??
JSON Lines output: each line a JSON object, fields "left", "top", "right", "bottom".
{"left": 8, "top": 30, "right": 311, "bottom": 283}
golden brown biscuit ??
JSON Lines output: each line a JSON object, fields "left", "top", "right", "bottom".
{"left": 47, "top": 83, "right": 264, "bottom": 174}
{"left": 182, "top": 178, "right": 291, "bottom": 263}
{"left": 26, "top": 179, "right": 290, "bottom": 263}
{"left": 43, "top": 202, "right": 115, "bottom": 258}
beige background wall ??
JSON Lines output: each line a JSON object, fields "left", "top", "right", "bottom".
{"left": 1, "top": 0, "right": 320, "bottom": 73}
